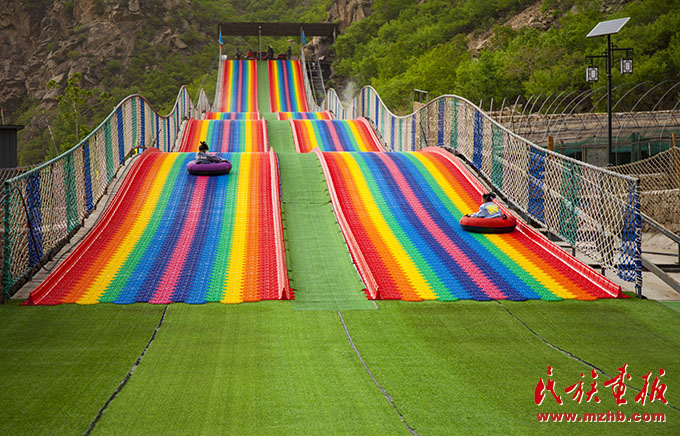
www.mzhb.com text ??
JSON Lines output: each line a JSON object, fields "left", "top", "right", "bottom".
{"left": 537, "top": 410, "right": 666, "bottom": 423}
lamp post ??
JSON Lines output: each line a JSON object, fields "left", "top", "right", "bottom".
{"left": 585, "top": 17, "right": 633, "bottom": 166}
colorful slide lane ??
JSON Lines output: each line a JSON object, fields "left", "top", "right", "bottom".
{"left": 179, "top": 119, "right": 268, "bottom": 152}
{"left": 316, "top": 148, "right": 623, "bottom": 301}
{"left": 268, "top": 60, "right": 309, "bottom": 112}
{"left": 292, "top": 119, "right": 385, "bottom": 153}
{"left": 278, "top": 112, "right": 333, "bottom": 120}
{"left": 215, "top": 60, "right": 258, "bottom": 112}
{"left": 25, "top": 149, "right": 289, "bottom": 305}
{"left": 205, "top": 112, "right": 260, "bottom": 120}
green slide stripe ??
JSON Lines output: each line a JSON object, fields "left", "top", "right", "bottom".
{"left": 267, "top": 120, "right": 297, "bottom": 153}
{"left": 257, "top": 60, "right": 270, "bottom": 112}
{"left": 261, "top": 112, "right": 279, "bottom": 122}
{"left": 277, "top": 153, "right": 373, "bottom": 310}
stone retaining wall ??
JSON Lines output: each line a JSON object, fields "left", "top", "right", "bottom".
{"left": 641, "top": 189, "right": 680, "bottom": 234}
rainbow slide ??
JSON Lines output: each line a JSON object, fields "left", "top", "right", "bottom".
{"left": 215, "top": 60, "right": 258, "bottom": 112}
{"left": 316, "top": 147, "right": 623, "bottom": 301}
{"left": 178, "top": 119, "right": 268, "bottom": 152}
{"left": 24, "top": 47, "right": 622, "bottom": 306}
{"left": 292, "top": 119, "right": 385, "bottom": 153}
{"left": 205, "top": 112, "right": 261, "bottom": 120}
{"left": 25, "top": 148, "right": 288, "bottom": 305}
{"left": 278, "top": 112, "right": 333, "bottom": 120}
{"left": 268, "top": 60, "right": 309, "bottom": 112}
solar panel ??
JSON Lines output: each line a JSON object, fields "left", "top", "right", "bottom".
{"left": 587, "top": 17, "right": 630, "bottom": 38}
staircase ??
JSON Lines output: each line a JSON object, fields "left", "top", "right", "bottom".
{"left": 306, "top": 59, "right": 326, "bottom": 105}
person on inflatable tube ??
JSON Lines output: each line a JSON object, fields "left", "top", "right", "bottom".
{"left": 196, "top": 141, "right": 228, "bottom": 164}
{"left": 460, "top": 192, "right": 516, "bottom": 233}
{"left": 466, "top": 192, "right": 502, "bottom": 218}
{"left": 187, "top": 141, "right": 232, "bottom": 176}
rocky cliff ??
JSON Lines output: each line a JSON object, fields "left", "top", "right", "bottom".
{"left": 328, "top": 0, "right": 372, "bottom": 33}
{"left": 304, "top": 0, "right": 373, "bottom": 87}
{"left": 0, "top": 0, "right": 197, "bottom": 122}
{"left": 1, "top": 0, "right": 373, "bottom": 124}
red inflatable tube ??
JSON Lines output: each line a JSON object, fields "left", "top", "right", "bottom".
{"left": 186, "top": 160, "right": 232, "bottom": 176}
{"left": 460, "top": 215, "right": 517, "bottom": 234}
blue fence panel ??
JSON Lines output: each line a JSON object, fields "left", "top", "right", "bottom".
{"left": 411, "top": 117, "right": 416, "bottom": 151}
{"left": 116, "top": 107, "right": 125, "bottom": 164}
{"left": 391, "top": 117, "right": 395, "bottom": 151}
{"left": 618, "top": 184, "right": 641, "bottom": 281}
{"left": 473, "top": 111, "right": 484, "bottom": 170}
{"left": 527, "top": 147, "right": 546, "bottom": 222}
{"left": 26, "top": 173, "right": 43, "bottom": 265}
{"left": 438, "top": 100, "right": 445, "bottom": 147}
{"left": 83, "top": 141, "right": 94, "bottom": 213}
{"left": 140, "top": 99, "right": 146, "bottom": 146}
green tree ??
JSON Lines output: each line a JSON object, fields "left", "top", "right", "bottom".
{"left": 46, "top": 73, "right": 109, "bottom": 154}
{"left": 47, "top": 73, "right": 92, "bottom": 146}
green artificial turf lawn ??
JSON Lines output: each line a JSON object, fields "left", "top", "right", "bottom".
{"left": 340, "top": 298, "right": 680, "bottom": 435}
{"left": 1, "top": 298, "right": 678, "bottom": 435}
{"left": 661, "top": 300, "right": 680, "bottom": 315}
{"left": 0, "top": 301, "right": 165, "bottom": 436}
{"left": 90, "top": 303, "right": 406, "bottom": 435}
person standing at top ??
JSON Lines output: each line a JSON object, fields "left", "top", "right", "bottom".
{"left": 235, "top": 48, "right": 242, "bottom": 60}
{"left": 287, "top": 46, "right": 292, "bottom": 59}
{"left": 266, "top": 45, "right": 274, "bottom": 60}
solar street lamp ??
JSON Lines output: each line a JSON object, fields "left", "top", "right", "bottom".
{"left": 585, "top": 17, "right": 633, "bottom": 166}
{"left": 620, "top": 58, "right": 633, "bottom": 75}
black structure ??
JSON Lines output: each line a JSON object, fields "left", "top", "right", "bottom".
{"left": 218, "top": 22, "right": 338, "bottom": 39}
{"left": 218, "top": 22, "right": 338, "bottom": 95}
{"left": 586, "top": 17, "right": 633, "bottom": 166}
{"left": 0, "top": 125, "right": 23, "bottom": 168}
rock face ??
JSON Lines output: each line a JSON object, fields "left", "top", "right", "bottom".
{"left": 1, "top": 0, "right": 374, "bottom": 122}
{"left": 328, "top": 0, "right": 372, "bottom": 33}
{"left": 468, "top": 2, "right": 558, "bottom": 54}
{"left": 304, "top": 0, "right": 373, "bottom": 64}
{"left": 0, "top": 0, "right": 192, "bottom": 122}
{"left": 467, "top": 0, "right": 635, "bottom": 54}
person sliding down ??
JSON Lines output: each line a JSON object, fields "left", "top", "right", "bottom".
{"left": 196, "top": 141, "right": 227, "bottom": 163}
{"left": 466, "top": 193, "right": 502, "bottom": 218}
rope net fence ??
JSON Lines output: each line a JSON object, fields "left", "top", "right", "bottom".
{"left": 0, "top": 166, "right": 38, "bottom": 268}
{"left": 610, "top": 146, "right": 680, "bottom": 235}
{"left": 322, "top": 86, "right": 642, "bottom": 290}
{"left": 2, "top": 87, "right": 210, "bottom": 298}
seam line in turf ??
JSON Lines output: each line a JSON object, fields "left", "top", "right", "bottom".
{"left": 337, "top": 310, "right": 420, "bottom": 435}
{"left": 496, "top": 301, "right": 680, "bottom": 413}
{"left": 83, "top": 304, "right": 169, "bottom": 435}
{"left": 660, "top": 301, "right": 680, "bottom": 316}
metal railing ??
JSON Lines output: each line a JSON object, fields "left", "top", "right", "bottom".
{"left": 322, "top": 85, "right": 643, "bottom": 294}
{"left": 2, "top": 87, "right": 208, "bottom": 299}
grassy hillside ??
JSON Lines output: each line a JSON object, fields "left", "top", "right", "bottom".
{"left": 332, "top": 0, "right": 680, "bottom": 114}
